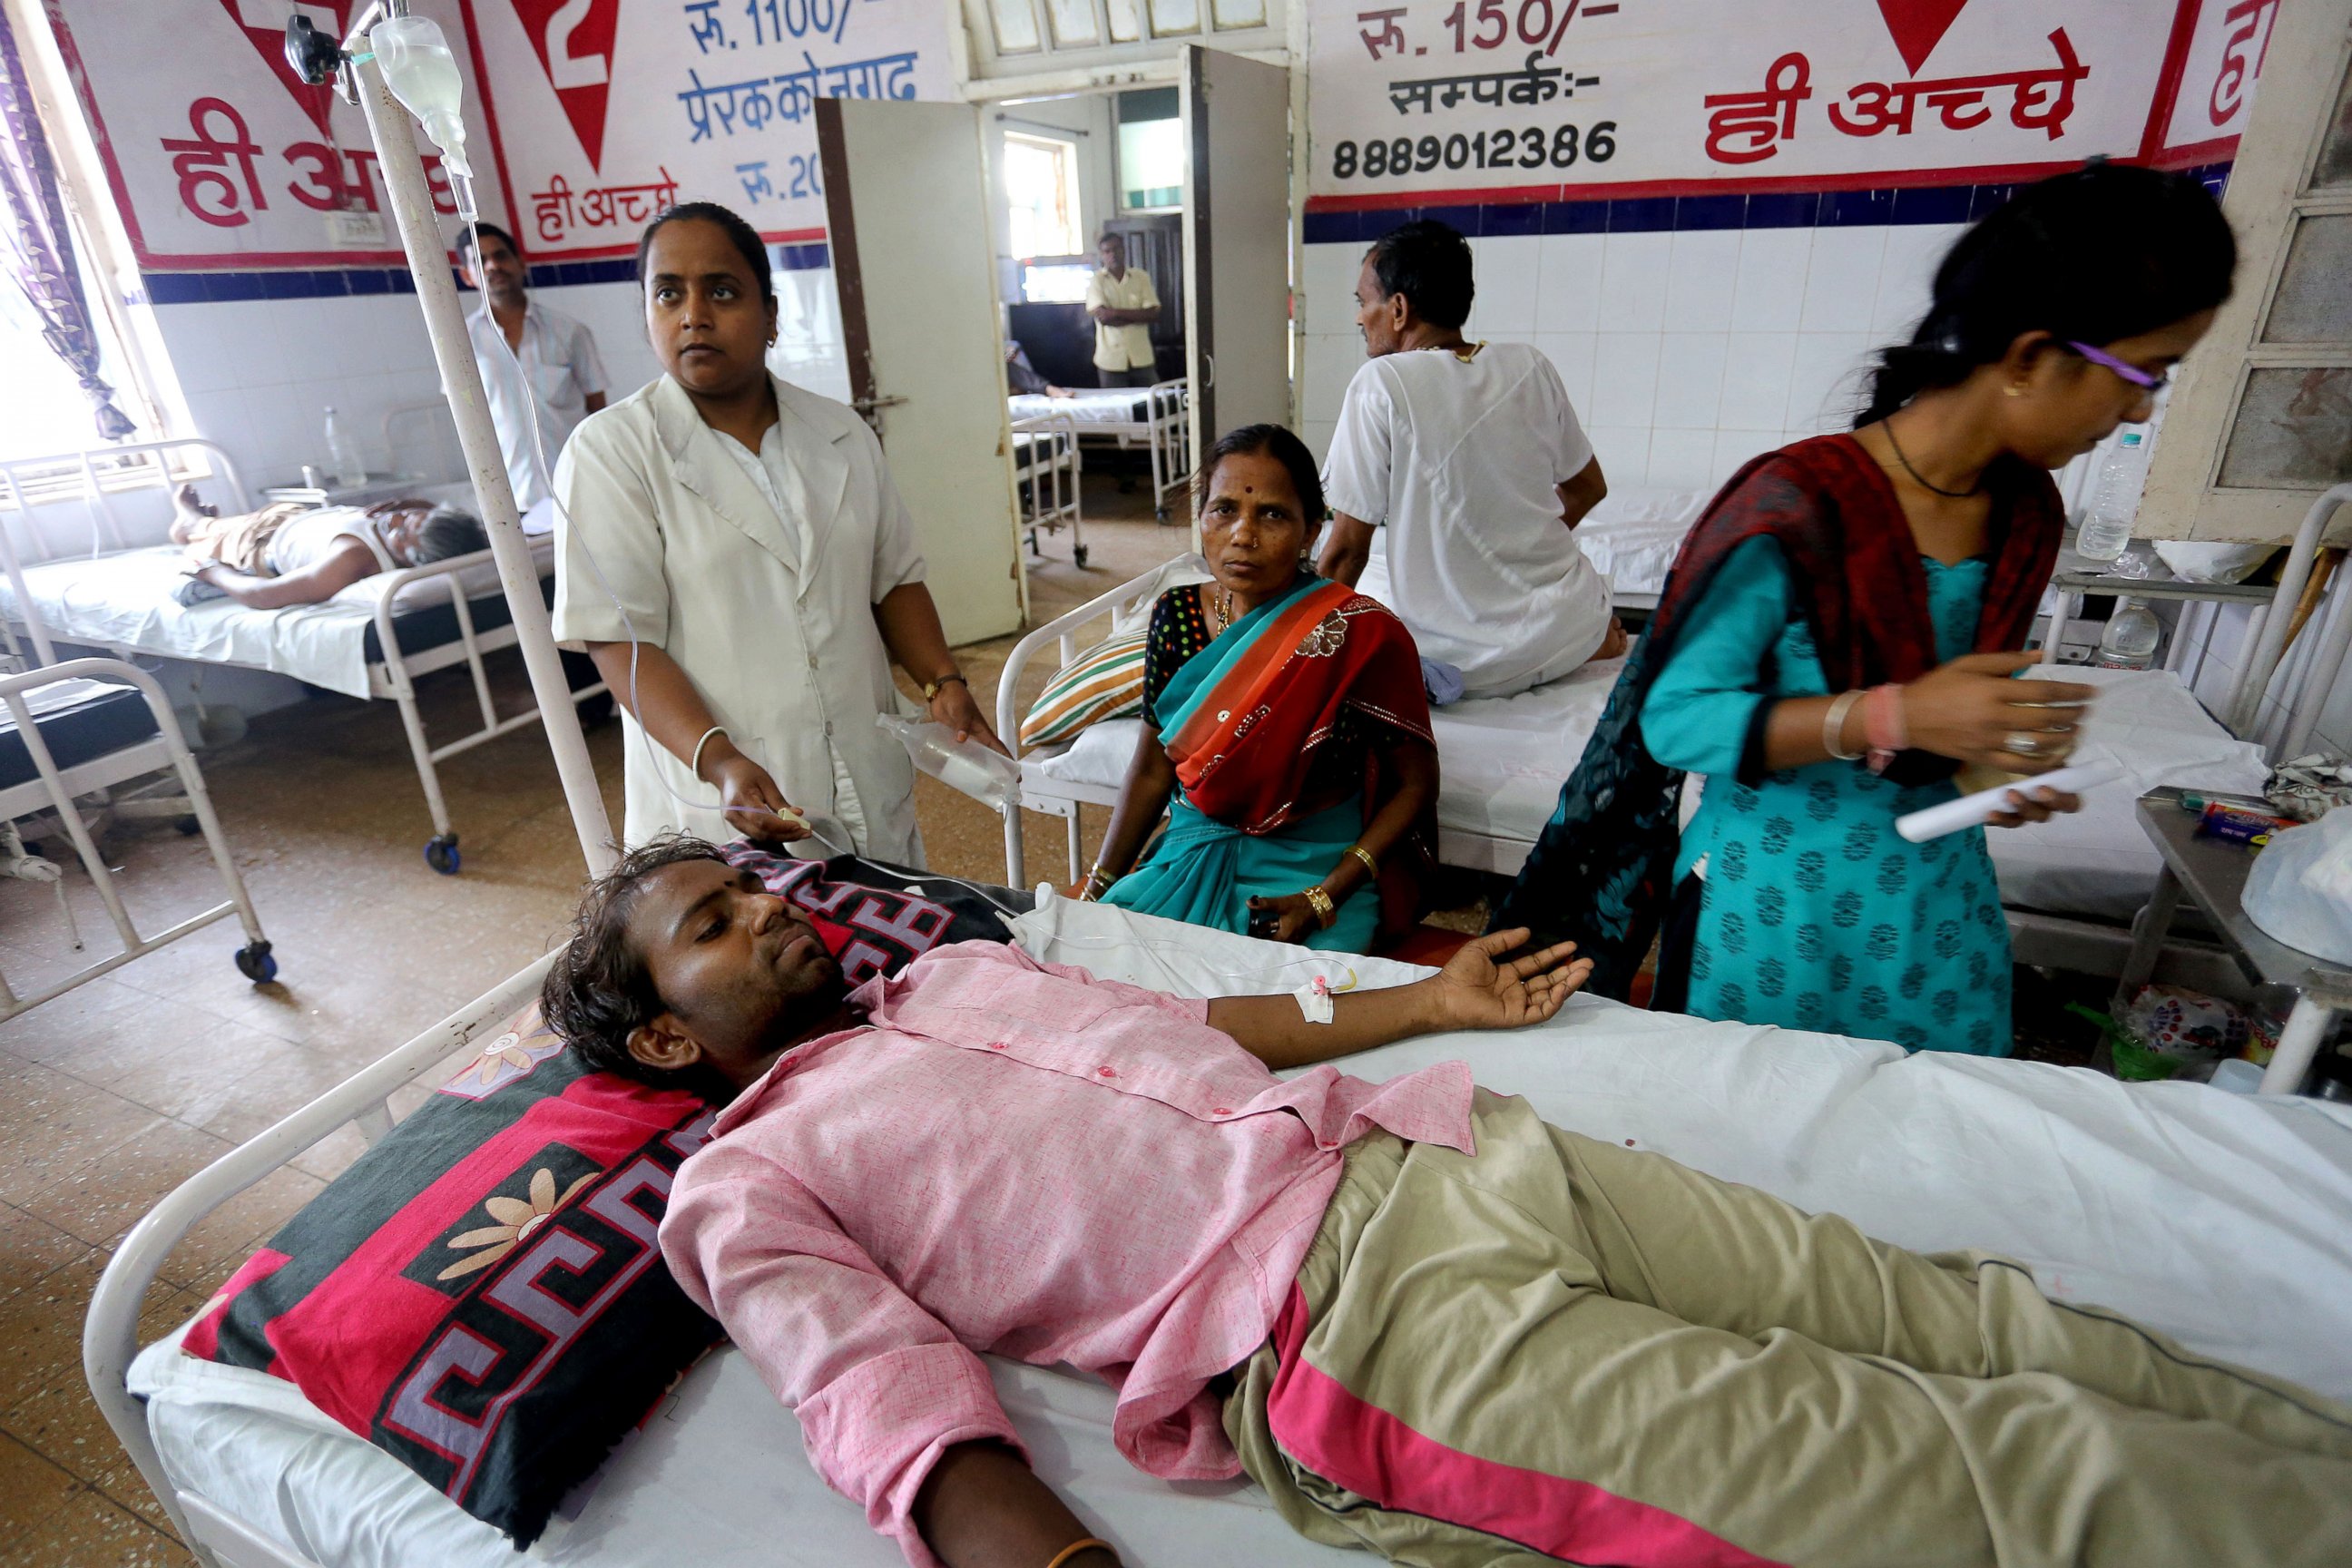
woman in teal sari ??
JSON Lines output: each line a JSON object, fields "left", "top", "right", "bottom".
{"left": 1083, "top": 425, "right": 1438, "bottom": 951}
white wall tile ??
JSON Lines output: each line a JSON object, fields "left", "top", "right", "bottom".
{"left": 1534, "top": 233, "right": 1603, "bottom": 333}
{"left": 1798, "top": 228, "right": 1888, "bottom": 334}
{"left": 1302, "top": 334, "right": 1360, "bottom": 426}
{"left": 1586, "top": 425, "right": 1651, "bottom": 483}
{"left": 1719, "top": 331, "right": 1799, "bottom": 429}
{"left": 1302, "top": 419, "right": 1339, "bottom": 464}
{"left": 1663, "top": 230, "right": 1741, "bottom": 334}
{"left": 1711, "top": 428, "right": 1781, "bottom": 485}
{"left": 1730, "top": 229, "right": 1810, "bottom": 333}
{"left": 1872, "top": 223, "right": 1962, "bottom": 340}
{"left": 1784, "top": 331, "right": 1872, "bottom": 433}
{"left": 1589, "top": 331, "right": 1661, "bottom": 427}
{"left": 1646, "top": 428, "right": 1716, "bottom": 488}
{"left": 1468, "top": 236, "right": 1541, "bottom": 334}
{"left": 1652, "top": 332, "right": 1730, "bottom": 429}
{"left": 1302, "top": 243, "right": 1362, "bottom": 339}
{"left": 1534, "top": 331, "right": 1597, "bottom": 412}
{"left": 1596, "top": 231, "right": 1671, "bottom": 333}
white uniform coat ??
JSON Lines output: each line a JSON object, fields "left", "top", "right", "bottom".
{"left": 551, "top": 372, "right": 925, "bottom": 860}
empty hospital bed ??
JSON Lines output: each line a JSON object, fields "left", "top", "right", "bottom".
{"left": 0, "top": 438, "right": 606, "bottom": 876}
{"left": 86, "top": 889, "right": 2352, "bottom": 1568}
{"left": 1009, "top": 381, "right": 1191, "bottom": 520}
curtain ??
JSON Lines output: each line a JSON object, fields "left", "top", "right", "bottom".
{"left": 0, "top": 7, "right": 133, "bottom": 442}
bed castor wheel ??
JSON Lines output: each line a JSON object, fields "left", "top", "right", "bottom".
{"left": 175, "top": 815, "right": 201, "bottom": 836}
{"left": 425, "top": 835, "right": 462, "bottom": 876}
{"left": 234, "top": 941, "right": 277, "bottom": 984}
{"left": 1073, "top": 544, "right": 1090, "bottom": 568}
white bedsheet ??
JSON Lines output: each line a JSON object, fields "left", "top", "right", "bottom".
{"left": 1009, "top": 388, "right": 1157, "bottom": 427}
{"left": 1572, "top": 485, "right": 1710, "bottom": 600}
{"left": 130, "top": 897, "right": 2352, "bottom": 1568}
{"left": 0, "top": 487, "right": 550, "bottom": 702}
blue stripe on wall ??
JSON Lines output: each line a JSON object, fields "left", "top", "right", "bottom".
{"left": 1301, "top": 165, "right": 2231, "bottom": 245}
{"left": 139, "top": 240, "right": 832, "bottom": 306}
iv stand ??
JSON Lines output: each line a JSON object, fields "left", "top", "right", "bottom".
{"left": 343, "top": 40, "right": 618, "bottom": 877}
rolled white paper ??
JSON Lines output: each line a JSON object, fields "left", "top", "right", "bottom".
{"left": 1895, "top": 761, "right": 2123, "bottom": 843}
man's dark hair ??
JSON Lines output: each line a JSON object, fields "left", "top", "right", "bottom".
{"left": 411, "top": 506, "right": 487, "bottom": 564}
{"left": 456, "top": 221, "right": 519, "bottom": 264}
{"left": 1365, "top": 219, "right": 1475, "bottom": 331}
{"left": 1857, "top": 162, "right": 2235, "bottom": 425}
{"left": 543, "top": 836, "right": 733, "bottom": 1085}
{"left": 636, "top": 201, "right": 776, "bottom": 305}
{"left": 1194, "top": 423, "right": 1327, "bottom": 525}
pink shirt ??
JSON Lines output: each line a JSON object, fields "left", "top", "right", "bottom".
{"left": 660, "top": 941, "right": 1475, "bottom": 1568}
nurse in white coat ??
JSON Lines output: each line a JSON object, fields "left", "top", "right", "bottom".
{"left": 552, "top": 202, "right": 999, "bottom": 859}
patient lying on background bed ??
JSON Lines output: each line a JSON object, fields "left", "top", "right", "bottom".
{"left": 168, "top": 485, "right": 486, "bottom": 610}
{"left": 544, "top": 836, "right": 2352, "bottom": 1568}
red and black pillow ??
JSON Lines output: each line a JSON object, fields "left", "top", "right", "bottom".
{"left": 179, "top": 849, "right": 1024, "bottom": 1545}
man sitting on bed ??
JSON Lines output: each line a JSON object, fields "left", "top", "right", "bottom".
{"left": 1318, "top": 220, "right": 1627, "bottom": 700}
{"left": 168, "top": 484, "right": 486, "bottom": 610}
{"left": 546, "top": 836, "right": 2352, "bottom": 1568}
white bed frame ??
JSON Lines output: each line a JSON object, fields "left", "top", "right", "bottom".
{"left": 84, "top": 954, "right": 554, "bottom": 1568}
{"left": 1015, "top": 380, "right": 1191, "bottom": 521}
{"left": 1, "top": 657, "right": 274, "bottom": 1019}
{"left": 0, "top": 436, "right": 608, "bottom": 877}
{"left": 1011, "top": 412, "right": 1086, "bottom": 568}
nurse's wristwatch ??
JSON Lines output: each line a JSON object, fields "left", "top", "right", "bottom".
{"left": 921, "top": 671, "right": 968, "bottom": 703}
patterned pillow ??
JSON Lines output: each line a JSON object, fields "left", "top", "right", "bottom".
{"left": 180, "top": 850, "right": 1028, "bottom": 1545}
{"left": 1019, "top": 628, "right": 1149, "bottom": 749}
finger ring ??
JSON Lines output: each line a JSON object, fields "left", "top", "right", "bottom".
{"left": 2004, "top": 730, "right": 2043, "bottom": 756}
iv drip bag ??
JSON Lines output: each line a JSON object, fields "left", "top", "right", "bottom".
{"left": 370, "top": 15, "right": 473, "bottom": 180}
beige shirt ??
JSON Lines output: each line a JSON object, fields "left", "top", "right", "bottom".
{"left": 1083, "top": 265, "right": 1160, "bottom": 372}
{"left": 551, "top": 373, "right": 926, "bottom": 859}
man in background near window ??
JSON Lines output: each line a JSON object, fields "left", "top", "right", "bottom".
{"left": 1319, "top": 220, "right": 1624, "bottom": 703}
{"left": 1083, "top": 231, "right": 1161, "bottom": 388}
{"left": 458, "top": 222, "right": 608, "bottom": 523}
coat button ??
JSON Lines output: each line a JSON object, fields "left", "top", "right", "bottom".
{"left": 1211, "top": 1107, "right": 1231, "bottom": 1116}
{"left": 824, "top": 720, "right": 834, "bottom": 737}
{"left": 808, "top": 653, "right": 819, "bottom": 670}
{"left": 1097, "top": 1065, "right": 1116, "bottom": 1078}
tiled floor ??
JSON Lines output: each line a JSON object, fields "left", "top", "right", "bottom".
{"left": 0, "top": 481, "right": 1204, "bottom": 1563}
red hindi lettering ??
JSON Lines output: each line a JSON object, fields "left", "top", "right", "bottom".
{"left": 1703, "top": 53, "right": 1811, "bottom": 164}
{"left": 161, "top": 99, "right": 266, "bottom": 229}
{"left": 2210, "top": 0, "right": 2278, "bottom": 128}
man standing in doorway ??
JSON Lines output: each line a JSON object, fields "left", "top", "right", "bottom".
{"left": 1083, "top": 230, "right": 1161, "bottom": 388}
{"left": 457, "top": 222, "right": 609, "bottom": 519}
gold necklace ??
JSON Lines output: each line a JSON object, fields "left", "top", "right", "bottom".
{"left": 1214, "top": 586, "right": 1234, "bottom": 632}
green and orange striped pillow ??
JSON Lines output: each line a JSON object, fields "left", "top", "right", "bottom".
{"left": 1019, "top": 629, "right": 1149, "bottom": 749}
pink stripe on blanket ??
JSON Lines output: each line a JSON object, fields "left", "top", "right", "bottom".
{"left": 1262, "top": 1285, "right": 1788, "bottom": 1568}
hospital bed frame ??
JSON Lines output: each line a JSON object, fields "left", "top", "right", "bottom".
{"left": 1011, "top": 412, "right": 1086, "bottom": 568}
{"left": 0, "top": 436, "right": 608, "bottom": 877}
{"left": 1016, "top": 380, "right": 1191, "bottom": 521}
{"left": 1, "top": 657, "right": 275, "bottom": 1020}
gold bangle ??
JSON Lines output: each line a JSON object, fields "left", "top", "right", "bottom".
{"left": 1044, "top": 1540, "right": 1116, "bottom": 1568}
{"left": 1304, "top": 885, "right": 1337, "bottom": 928}
{"left": 1347, "top": 844, "right": 1378, "bottom": 879}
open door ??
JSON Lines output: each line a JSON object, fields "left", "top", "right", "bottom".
{"left": 817, "top": 99, "right": 1027, "bottom": 644}
{"left": 1181, "top": 44, "right": 1294, "bottom": 469}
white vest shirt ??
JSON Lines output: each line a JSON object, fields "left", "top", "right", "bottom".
{"left": 1322, "top": 342, "right": 1612, "bottom": 700}
{"left": 551, "top": 374, "right": 926, "bottom": 861}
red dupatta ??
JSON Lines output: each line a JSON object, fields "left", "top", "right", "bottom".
{"left": 1160, "top": 577, "right": 1432, "bottom": 838}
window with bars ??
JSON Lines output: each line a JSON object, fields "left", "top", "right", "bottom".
{"left": 962, "top": 0, "right": 1283, "bottom": 83}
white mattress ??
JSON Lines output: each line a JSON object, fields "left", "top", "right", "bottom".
{"left": 1008, "top": 388, "right": 1158, "bottom": 428}
{"left": 130, "top": 895, "right": 2352, "bottom": 1567}
{"left": 0, "top": 484, "right": 552, "bottom": 702}
{"left": 1572, "top": 485, "right": 1710, "bottom": 601}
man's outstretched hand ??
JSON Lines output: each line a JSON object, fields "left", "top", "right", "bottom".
{"left": 1427, "top": 929, "right": 1592, "bottom": 1031}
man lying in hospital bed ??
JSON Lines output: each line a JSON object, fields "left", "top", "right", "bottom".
{"left": 550, "top": 836, "right": 2352, "bottom": 1568}
{"left": 167, "top": 485, "right": 487, "bottom": 610}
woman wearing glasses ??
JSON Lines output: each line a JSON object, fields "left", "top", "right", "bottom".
{"left": 1494, "top": 164, "right": 2236, "bottom": 1054}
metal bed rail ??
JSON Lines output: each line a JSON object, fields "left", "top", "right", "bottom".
{"left": 0, "top": 437, "right": 250, "bottom": 670}
{"left": 368, "top": 547, "right": 609, "bottom": 875}
{"left": 0, "top": 658, "right": 273, "bottom": 1020}
{"left": 83, "top": 952, "right": 557, "bottom": 1568}
{"left": 1011, "top": 411, "right": 1086, "bottom": 568}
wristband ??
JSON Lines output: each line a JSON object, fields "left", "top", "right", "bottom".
{"left": 1821, "top": 691, "right": 1866, "bottom": 762}
{"left": 922, "top": 671, "right": 968, "bottom": 702}
{"left": 690, "top": 724, "right": 729, "bottom": 782}
{"left": 1863, "top": 682, "right": 1909, "bottom": 774}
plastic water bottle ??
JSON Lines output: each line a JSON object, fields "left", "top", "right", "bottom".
{"left": 877, "top": 714, "right": 1019, "bottom": 813}
{"left": 2074, "top": 429, "right": 2150, "bottom": 562}
{"left": 323, "top": 407, "right": 366, "bottom": 488}
{"left": 2094, "top": 597, "right": 2160, "bottom": 671}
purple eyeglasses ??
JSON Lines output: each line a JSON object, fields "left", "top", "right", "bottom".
{"left": 2064, "top": 340, "right": 2167, "bottom": 393}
